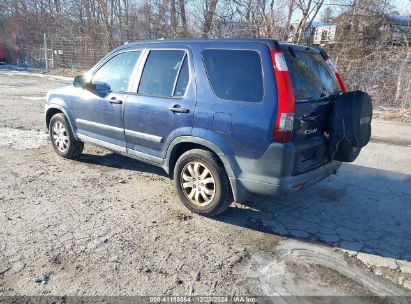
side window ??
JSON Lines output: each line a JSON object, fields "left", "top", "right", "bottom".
{"left": 92, "top": 51, "right": 140, "bottom": 93}
{"left": 138, "top": 50, "right": 188, "bottom": 97}
{"left": 174, "top": 56, "right": 189, "bottom": 97}
{"left": 202, "top": 49, "right": 264, "bottom": 102}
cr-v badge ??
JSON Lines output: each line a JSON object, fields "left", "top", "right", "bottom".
{"left": 304, "top": 128, "right": 318, "bottom": 135}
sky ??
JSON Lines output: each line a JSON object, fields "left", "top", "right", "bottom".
{"left": 395, "top": 0, "right": 411, "bottom": 14}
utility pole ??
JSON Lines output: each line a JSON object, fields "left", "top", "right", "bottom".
{"left": 44, "top": 33, "right": 48, "bottom": 72}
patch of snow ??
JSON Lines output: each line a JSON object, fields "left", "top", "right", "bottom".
{"left": 0, "top": 128, "right": 48, "bottom": 150}
{"left": 21, "top": 96, "right": 46, "bottom": 100}
{"left": 0, "top": 65, "right": 72, "bottom": 82}
{"left": 240, "top": 239, "right": 409, "bottom": 297}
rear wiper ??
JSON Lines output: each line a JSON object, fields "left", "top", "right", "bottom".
{"left": 319, "top": 91, "right": 342, "bottom": 102}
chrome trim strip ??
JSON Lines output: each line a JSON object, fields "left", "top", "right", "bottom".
{"left": 77, "top": 133, "right": 163, "bottom": 166}
{"left": 77, "top": 134, "right": 127, "bottom": 154}
{"left": 76, "top": 119, "right": 124, "bottom": 133}
{"left": 76, "top": 119, "right": 162, "bottom": 143}
{"left": 125, "top": 129, "right": 163, "bottom": 143}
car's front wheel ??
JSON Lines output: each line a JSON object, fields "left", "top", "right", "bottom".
{"left": 174, "top": 149, "right": 232, "bottom": 216}
{"left": 49, "top": 113, "right": 83, "bottom": 159}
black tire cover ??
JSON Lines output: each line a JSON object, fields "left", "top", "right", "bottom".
{"left": 328, "top": 90, "right": 372, "bottom": 162}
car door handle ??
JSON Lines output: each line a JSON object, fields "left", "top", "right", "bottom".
{"left": 108, "top": 97, "right": 123, "bottom": 104}
{"left": 169, "top": 104, "right": 189, "bottom": 113}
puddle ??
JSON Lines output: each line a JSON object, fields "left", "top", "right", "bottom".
{"left": 240, "top": 239, "right": 409, "bottom": 300}
{"left": 0, "top": 128, "right": 49, "bottom": 150}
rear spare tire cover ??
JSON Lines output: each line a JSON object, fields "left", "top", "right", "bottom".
{"left": 329, "top": 90, "right": 372, "bottom": 162}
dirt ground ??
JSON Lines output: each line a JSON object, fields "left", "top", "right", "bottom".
{"left": 1, "top": 67, "right": 411, "bottom": 302}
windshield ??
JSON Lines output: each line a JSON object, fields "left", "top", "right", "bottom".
{"left": 283, "top": 50, "right": 340, "bottom": 102}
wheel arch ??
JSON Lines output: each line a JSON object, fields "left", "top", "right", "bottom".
{"left": 164, "top": 136, "right": 248, "bottom": 203}
{"left": 165, "top": 136, "right": 234, "bottom": 176}
{"left": 45, "top": 105, "right": 78, "bottom": 139}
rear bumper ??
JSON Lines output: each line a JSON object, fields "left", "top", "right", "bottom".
{"left": 226, "top": 138, "right": 341, "bottom": 201}
{"left": 238, "top": 160, "right": 340, "bottom": 197}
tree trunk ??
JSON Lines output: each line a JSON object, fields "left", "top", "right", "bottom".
{"left": 179, "top": 0, "right": 188, "bottom": 37}
{"left": 395, "top": 49, "right": 411, "bottom": 108}
{"left": 283, "top": 0, "right": 295, "bottom": 40}
{"left": 170, "top": 0, "right": 177, "bottom": 37}
{"left": 202, "top": 0, "right": 218, "bottom": 38}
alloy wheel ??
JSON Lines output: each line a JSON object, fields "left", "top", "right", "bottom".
{"left": 52, "top": 121, "right": 69, "bottom": 152}
{"left": 180, "top": 161, "right": 216, "bottom": 206}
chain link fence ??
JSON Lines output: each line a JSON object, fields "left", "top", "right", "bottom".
{"left": 9, "top": 33, "right": 411, "bottom": 109}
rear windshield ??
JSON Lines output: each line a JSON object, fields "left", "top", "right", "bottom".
{"left": 202, "top": 49, "right": 263, "bottom": 102}
{"left": 283, "top": 50, "right": 340, "bottom": 102}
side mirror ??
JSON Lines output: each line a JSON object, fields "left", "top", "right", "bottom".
{"left": 73, "top": 76, "right": 86, "bottom": 88}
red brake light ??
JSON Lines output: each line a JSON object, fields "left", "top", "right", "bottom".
{"left": 271, "top": 50, "right": 295, "bottom": 142}
{"left": 325, "top": 57, "right": 347, "bottom": 93}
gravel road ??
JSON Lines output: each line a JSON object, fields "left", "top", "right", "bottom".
{"left": 1, "top": 67, "right": 411, "bottom": 302}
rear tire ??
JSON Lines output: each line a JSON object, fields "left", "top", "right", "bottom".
{"left": 174, "top": 149, "right": 232, "bottom": 216}
{"left": 49, "top": 113, "right": 83, "bottom": 159}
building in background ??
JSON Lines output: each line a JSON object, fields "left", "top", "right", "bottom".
{"left": 288, "top": 14, "right": 411, "bottom": 46}
{"left": 287, "top": 20, "right": 336, "bottom": 45}
{"left": 381, "top": 14, "right": 411, "bottom": 44}
{"left": 312, "top": 24, "right": 337, "bottom": 45}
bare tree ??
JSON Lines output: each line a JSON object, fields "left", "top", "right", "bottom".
{"left": 178, "top": 0, "right": 188, "bottom": 37}
{"left": 202, "top": 0, "right": 219, "bottom": 37}
{"left": 293, "top": 0, "right": 325, "bottom": 43}
{"left": 283, "top": 0, "right": 296, "bottom": 39}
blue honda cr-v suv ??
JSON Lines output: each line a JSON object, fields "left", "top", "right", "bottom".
{"left": 45, "top": 38, "right": 371, "bottom": 216}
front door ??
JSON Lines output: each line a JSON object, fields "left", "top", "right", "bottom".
{"left": 124, "top": 49, "right": 194, "bottom": 158}
{"left": 74, "top": 51, "right": 141, "bottom": 148}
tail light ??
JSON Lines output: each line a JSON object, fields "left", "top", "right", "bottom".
{"left": 271, "top": 50, "right": 295, "bottom": 142}
{"left": 325, "top": 57, "right": 347, "bottom": 92}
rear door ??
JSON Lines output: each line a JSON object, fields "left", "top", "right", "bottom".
{"left": 124, "top": 48, "right": 194, "bottom": 158}
{"left": 282, "top": 48, "right": 341, "bottom": 141}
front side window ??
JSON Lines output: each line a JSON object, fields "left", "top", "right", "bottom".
{"left": 138, "top": 50, "right": 189, "bottom": 97}
{"left": 92, "top": 51, "right": 141, "bottom": 93}
{"left": 202, "top": 49, "right": 264, "bottom": 102}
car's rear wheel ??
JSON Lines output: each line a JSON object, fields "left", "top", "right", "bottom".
{"left": 174, "top": 149, "right": 232, "bottom": 216}
{"left": 49, "top": 113, "right": 83, "bottom": 159}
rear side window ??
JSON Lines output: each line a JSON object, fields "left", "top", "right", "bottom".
{"left": 202, "top": 49, "right": 263, "bottom": 102}
{"left": 138, "top": 50, "right": 188, "bottom": 97}
{"left": 283, "top": 50, "right": 340, "bottom": 102}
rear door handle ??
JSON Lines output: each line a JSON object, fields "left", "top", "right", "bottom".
{"left": 169, "top": 104, "right": 189, "bottom": 113}
{"left": 108, "top": 96, "right": 123, "bottom": 104}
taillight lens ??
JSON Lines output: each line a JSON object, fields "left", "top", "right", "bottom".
{"left": 271, "top": 50, "right": 295, "bottom": 142}
{"left": 325, "top": 58, "right": 347, "bottom": 92}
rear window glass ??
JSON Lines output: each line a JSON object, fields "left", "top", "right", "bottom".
{"left": 283, "top": 50, "right": 340, "bottom": 102}
{"left": 202, "top": 49, "right": 263, "bottom": 102}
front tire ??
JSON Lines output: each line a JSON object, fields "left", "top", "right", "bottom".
{"left": 49, "top": 113, "right": 83, "bottom": 159}
{"left": 174, "top": 149, "right": 232, "bottom": 216}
